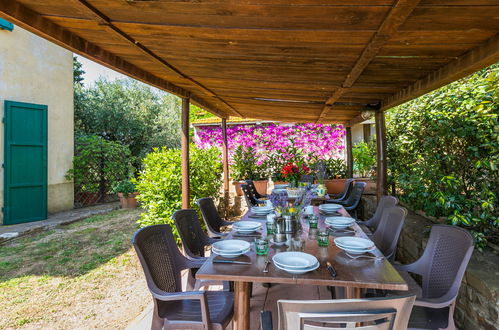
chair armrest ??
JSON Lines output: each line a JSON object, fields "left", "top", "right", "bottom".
{"left": 152, "top": 291, "right": 211, "bottom": 326}
{"left": 394, "top": 261, "right": 424, "bottom": 276}
{"left": 182, "top": 256, "right": 207, "bottom": 269}
{"left": 260, "top": 310, "right": 273, "bottom": 330}
{"left": 414, "top": 296, "right": 456, "bottom": 309}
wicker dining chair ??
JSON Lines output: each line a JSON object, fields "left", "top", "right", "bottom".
{"left": 357, "top": 195, "right": 398, "bottom": 235}
{"left": 260, "top": 295, "right": 415, "bottom": 330}
{"left": 340, "top": 181, "right": 366, "bottom": 218}
{"left": 395, "top": 225, "right": 474, "bottom": 330}
{"left": 241, "top": 183, "right": 264, "bottom": 208}
{"left": 245, "top": 179, "right": 267, "bottom": 199}
{"left": 133, "top": 224, "right": 234, "bottom": 330}
{"left": 327, "top": 178, "right": 354, "bottom": 201}
{"left": 196, "top": 197, "right": 232, "bottom": 238}
{"left": 371, "top": 206, "right": 407, "bottom": 261}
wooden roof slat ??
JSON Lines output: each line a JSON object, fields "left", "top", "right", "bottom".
{"left": 382, "top": 33, "right": 499, "bottom": 110}
{"left": 317, "top": 0, "right": 422, "bottom": 122}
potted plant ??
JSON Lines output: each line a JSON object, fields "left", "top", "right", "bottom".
{"left": 352, "top": 140, "right": 377, "bottom": 194}
{"left": 324, "top": 158, "right": 347, "bottom": 194}
{"left": 112, "top": 179, "right": 139, "bottom": 209}
{"left": 281, "top": 162, "right": 310, "bottom": 197}
{"left": 249, "top": 162, "right": 269, "bottom": 196}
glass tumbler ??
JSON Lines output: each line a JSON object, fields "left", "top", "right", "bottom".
{"left": 317, "top": 230, "right": 329, "bottom": 247}
{"left": 254, "top": 238, "right": 269, "bottom": 255}
{"left": 308, "top": 215, "right": 319, "bottom": 229}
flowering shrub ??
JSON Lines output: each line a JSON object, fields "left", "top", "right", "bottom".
{"left": 195, "top": 123, "right": 345, "bottom": 163}
{"left": 281, "top": 162, "right": 310, "bottom": 186}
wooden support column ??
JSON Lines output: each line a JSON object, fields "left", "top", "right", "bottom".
{"left": 363, "top": 124, "right": 371, "bottom": 142}
{"left": 181, "top": 97, "right": 190, "bottom": 209}
{"left": 375, "top": 111, "right": 388, "bottom": 200}
{"left": 222, "top": 118, "right": 230, "bottom": 216}
{"left": 346, "top": 127, "right": 353, "bottom": 178}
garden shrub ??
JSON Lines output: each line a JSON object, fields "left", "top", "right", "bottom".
{"left": 66, "top": 134, "right": 134, "bottom": 197}
{"left": 352, "top": 140, "right": 376, "bottom": 178}
{"left": 135, "top": 146, "right": 222, "bottom": 242}
{"left": 386, "top": 65, "right": 498, "bottom": 248}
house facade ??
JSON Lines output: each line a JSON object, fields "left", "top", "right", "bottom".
{"left": 0, "top": 21, "right": 74, "bottom": 225}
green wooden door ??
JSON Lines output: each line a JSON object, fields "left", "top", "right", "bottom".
{"left": 4, "top": 101, "right": 48, "bottom": 225}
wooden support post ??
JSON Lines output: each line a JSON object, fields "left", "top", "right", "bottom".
{"left": 375, "top": 111, "right": 388, "bottom": 200}
{"left": 181, "top": 97, "right": 190, "bottom": 209}
{"left": 222, "top": 118, "right": 230, "bottom": 217}
{"left": 346, "top": 126, "right": 353, "bottom": 178}
{"left": 363, "top": 124, "right": 371, "bottom": 141}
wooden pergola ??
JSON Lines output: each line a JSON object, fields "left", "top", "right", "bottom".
{"left": 1, "top": 0, "right": 498, "bottom": 208}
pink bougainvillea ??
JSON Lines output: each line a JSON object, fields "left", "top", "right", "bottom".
{"left": 194, "top": 123, "right": 345, "bottom": 163}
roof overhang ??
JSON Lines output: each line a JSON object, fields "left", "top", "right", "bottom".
{"left": 1, "top": 0, "right": 498, "bottom": 124}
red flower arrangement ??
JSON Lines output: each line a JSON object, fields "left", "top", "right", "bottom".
{"left": 281, "top": 162, "right": 310, "bottom": 186}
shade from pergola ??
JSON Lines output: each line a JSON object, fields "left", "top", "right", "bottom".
{"left": 1, "top": 0, "right": 498, "bottom": 124}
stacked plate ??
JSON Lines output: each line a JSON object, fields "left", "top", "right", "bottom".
{"left": 274, "top": 184, "right": 289, "bottom": 189}
{"left": 325, "top": 216, "right": 355, "bottom": 230}
{"left": 272, "top": 188, "right": 287, "bottom": 194}
{"left": 212, "top": 240, "right": 251, "bottom": 258}
{"left": 334, "top": 237, "right": 375, "bottom": 255}
{"left": 319, "top": 204, "right": 342, "bottom": 214}
{"left": 272, "top": 252, "right": 320, "bottom": 275}
{"left": 233, "top": 221, "right": 262, "bottom": 234}
{"left": 251, "top": 206, "right": 273, "bottom": 216}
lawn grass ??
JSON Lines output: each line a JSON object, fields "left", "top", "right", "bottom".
{"left": 0, "top": 208, "right": 150, "bottom": 329}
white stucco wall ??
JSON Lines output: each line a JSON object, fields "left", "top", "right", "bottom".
{"left": 0, "top": 25, "right": 74, "bottom": 221}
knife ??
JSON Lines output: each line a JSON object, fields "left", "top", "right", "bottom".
{"left": 233, "top": 234, "right": 262, "bottom": 237}
{"left": 326, "top": 261, "right": 337, "bottom": 278}
{"left": 213, "top": 260, "right": 252, "bottom": 265}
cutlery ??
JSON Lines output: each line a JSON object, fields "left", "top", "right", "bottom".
{"left": 213, "top": 260, "right": 252, "bottom": 265}
{"left": 344, "top": 252, "right": 384, "bottom": 261}
{"left": 263, "top": 259, "right": 271, "bottom": 273}
{"left": 326, "top": 261, "right": 337, "bottom": 278}
{"left": 233, "top": 233, "right": 262, "bottom": 237}
{"left": 249, "top": 215, "right": 267, "bottom": 218}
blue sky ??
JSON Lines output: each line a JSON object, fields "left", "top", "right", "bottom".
{"left": 77, "top": 55, "right": 127, "bottom": 85}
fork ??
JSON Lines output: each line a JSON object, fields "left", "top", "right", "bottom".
{"left": 263, "top": 258, "right": 271, "bottom": 273}
{"left": 345, "top": 252, "right": 384, "bottom": 261}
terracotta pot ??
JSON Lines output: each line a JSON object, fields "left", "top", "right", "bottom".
{"left": 253, "top": 180, "right": 269, "bottom": 196}
{"left": 273, "top": 181, "right": 287, "bottom": 186}
{"left": 324, "top": 179, "right": 348, "bottom": 195}
{"left": 232, "top": 181, "right": 244, "bottom": 196}
{"left": 118, "top": 192, "right": 139, "bottom": 209}
{"left": 354, "top": 178, "right": 377, "bottom": 194}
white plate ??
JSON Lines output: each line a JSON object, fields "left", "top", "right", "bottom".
{"left": 334, "top": 237, "right": 374, "bottom": 250}
{"left": 233, "top": 221, "right": 262, "bottom": 231}
{"left": 272, "top": 188, "right": 287, "bottom": 194}
{"left": 325, "top": 217, "right": 355, "bottom": 229}
{"left": 252, "top": 206, "right": 273, "bottom": 215}
{"left": 274, "top": 184, "right": 289, "bottom": 189}
{"left": 272, "top": 252, "right": 318, "bottom": 269}
{"left": 274, "top": 261, "right": 320, "bottom": 274}
{"left": 212, "top": 240, "right": 251, "bottom": 253}
{"left": 319, "top": 204, "right": 342, "bottom": 210}
{"left": 212, "top": 247, "right": 251, "bottom": 258}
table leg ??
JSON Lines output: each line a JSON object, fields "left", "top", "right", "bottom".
{"left": 345, "top": 287, "right": 362, "bottom": 299}
{"left": 233, "top": 281, "right": 251, "bottom": 330}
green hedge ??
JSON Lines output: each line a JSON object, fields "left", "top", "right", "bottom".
{"left": 387, "top": 65, "right": 498, "bottom": 248}
{"left": 135, "top": 146, "right": 222, "bottom": 242}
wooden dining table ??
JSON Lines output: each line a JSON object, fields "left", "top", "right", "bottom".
{"left": 196, "top": 206, "right": 408, "bottom": 330}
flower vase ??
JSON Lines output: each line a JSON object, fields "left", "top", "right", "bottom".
{"left": 316, "top": 183, "right": 326, "bottom": 197}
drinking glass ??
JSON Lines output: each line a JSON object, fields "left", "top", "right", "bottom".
{"left": 308, "top": 215, "right": 318, "bottom": 229}
{"left": 291, "top": 237, "right": 305, "bottom": 251}
{"left": 254, "top": 238, "right": 269, "bottom": 255}
{"left": 266, "top": 221, "right": 275, "bottom": 235}
{"left": 317, "top": 230, "right": 329, "bottom": 247}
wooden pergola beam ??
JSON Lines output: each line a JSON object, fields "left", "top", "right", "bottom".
{"left": 68, "top": 0, "right": 243, "bottom": 118}
{"left": 317, "top": 0, "right": 421, "bottom": 122}
{"left": 381, "top": 33, "right": 499, "bottom": 111}
{"left": 0, "top": 0, "right": 229, "bottom": 118}
{"left": 181, "top": 97, "right": 190, "bottom": 209}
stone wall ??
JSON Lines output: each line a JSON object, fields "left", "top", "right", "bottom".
{"left": 396, "top": 211, "right": 499, "bottom": 330}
